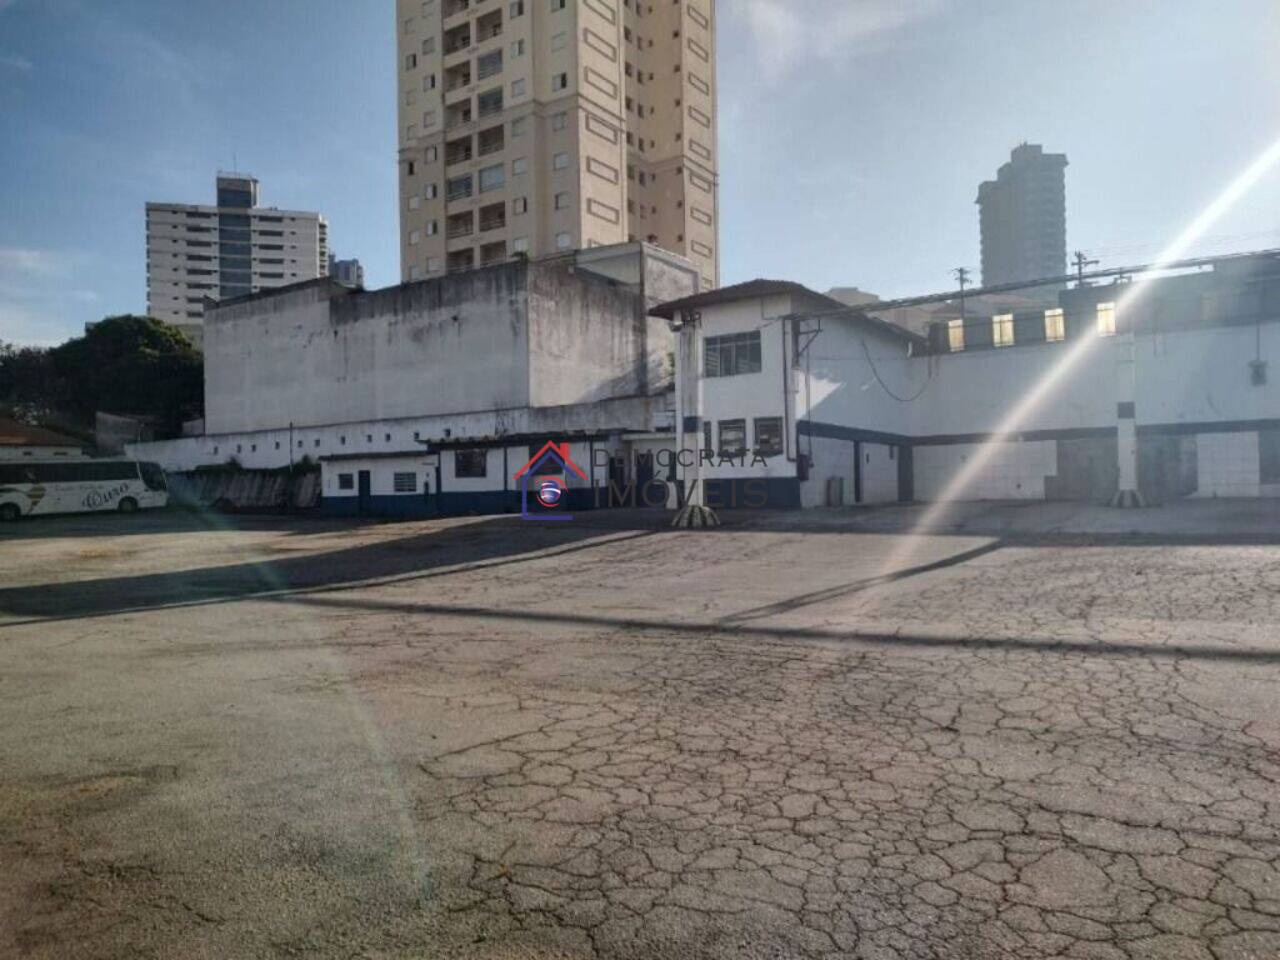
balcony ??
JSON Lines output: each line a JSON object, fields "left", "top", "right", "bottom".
{"left": 477, "top": 87, "right": 503, "bottom": 119}
{"left": 447, "top": 249, "right": 475, "bottom": 273}
{"left": 446, "top": 136, "right": 474, "bottom": 166}
{"left": 444, "top": 62, "right": 471, "bottom": 92}
{"left": 476, "top": 49, "right": 503, "bottom": 81}
{"left": 479, "top": 241, "right": 507, "bottom": 266}
{"left": 446, "top": 175, "right": 474, "bottom": 201}
{"left": 442, "top": 0, "right": 470, "bottom": 18}
{"left": 479, "top": 202, "right": 506, "bottom": 232}
{"left": 447, "top": 212, "right": 474, "bottom": 239}
{"left": 477, "top": 125, "right": 504, "bottom": 157}
{"left": 443, "top": 24, "right": 471, "bottom": 55}
{"left": 475, "top": 9, "right": 502, "bottom": 42}
{"left": 445, "top": 102, "right": 473, "bottom": 130}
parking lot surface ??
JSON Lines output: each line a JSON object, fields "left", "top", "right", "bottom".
{"left": 1, "top": 508, "right": 1278, "bottom": 959}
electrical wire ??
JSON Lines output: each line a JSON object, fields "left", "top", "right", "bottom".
{"left": 858, "top": 337, "right": 933, "bottom": 403}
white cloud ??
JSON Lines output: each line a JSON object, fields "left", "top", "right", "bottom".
{"left": 739, "top": 0, "right": 949, "bottom": 81}
{"left": 0, "top": 53, "right": 32, "bottom": 72}
{"left": 0, "top": 247, "right": 65, "bottom": 277}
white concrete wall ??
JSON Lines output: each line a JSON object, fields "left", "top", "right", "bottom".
{"left": 128, "top": 395, "right": 658, "bottom": 475}
{"left": 1192, "top": 431, "right": 1261, "bottom": 499}
{"left": 203, "top": 273, "right": 533, "bottom": 435}
{"left": 861, "top": 442, "right": 899, "bottom": 504}
{"left": 0, "top": 446, "right": 85, "bottom": 461}
{"left": 914, "top": 440, "right": 1057, "bottom": 501}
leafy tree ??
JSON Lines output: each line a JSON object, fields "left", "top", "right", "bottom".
{"left": 0, "top": 316, "right": 203, "bottom": 436}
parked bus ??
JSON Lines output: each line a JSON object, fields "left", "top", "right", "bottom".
{"left": 0, "top": 459, "right": 168, "bottom": 520}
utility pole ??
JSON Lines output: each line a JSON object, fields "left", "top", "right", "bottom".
{"left": 952, "top": 267, "right": 971, "bottom": 321}
{"left": 1073, "top": 250, "right": 1099, "bottom": 285}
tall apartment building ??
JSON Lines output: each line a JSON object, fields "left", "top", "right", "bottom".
{"left": 396, "top": 0, "right": 719, "bottom": 289}
{"left": 328, "top": 254, "right": 366, "bottom": 288}
{"left": 976, "top": 143, "right": 1067, "bottom": 289}
{"left": 146, "top": 173, "right": 329, "bottom": 346}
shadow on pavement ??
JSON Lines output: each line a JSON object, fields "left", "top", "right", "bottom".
{"left": 0, "top": 514, "right": 659, "bottom": 624}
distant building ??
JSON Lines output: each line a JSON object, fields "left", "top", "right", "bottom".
{"left": 328, "top": 254, "right": 364, "bottom": 289}
{"left": 146, "top": 173, "right": 329, "bottom": 347}
{"left": 976, "top": 144, "right": 1067, "bottom": 290}
{"left": 0, "top": 416, "right": 86, "bottom": 460}
{"left": 395, "top": 0, "right": 719, "bottom": 289}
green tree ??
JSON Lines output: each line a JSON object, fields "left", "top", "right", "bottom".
{"left": 0, "top": 316, "right": 203, "bottom": 435}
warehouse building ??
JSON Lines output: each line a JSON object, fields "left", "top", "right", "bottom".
{"left": 653, "top": 249, "right": 1280, "bottom": 509}
{"left": 131, "top": 242, "right": 701, "bottom": 516}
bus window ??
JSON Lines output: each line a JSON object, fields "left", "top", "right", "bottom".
{"left": 140, "top": 462, "right": 167, "bottom": 491}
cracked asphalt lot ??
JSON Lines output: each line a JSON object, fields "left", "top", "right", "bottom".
{"left": 1, "top": 510, "right": 1278, "bottom": 959}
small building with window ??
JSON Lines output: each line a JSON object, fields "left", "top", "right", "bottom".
{"left": 0, "top": 417, "right": 86, "bottom": 461}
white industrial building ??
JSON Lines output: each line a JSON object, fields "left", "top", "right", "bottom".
{"left": 653, "top": 250, "right": 1280, "bottom": 509}
{"left": 131, "top": 247, "right": 1279, "bottom": 516}
{"left": 131, "top": 242, "right": 702, "bottom": 516}
{"left": 146, "top": 172, "right": 329, "bottom": 347}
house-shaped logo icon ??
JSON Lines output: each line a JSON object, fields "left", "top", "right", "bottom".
{"left": 514, "top": 441, "right": 587, "bottom": 521}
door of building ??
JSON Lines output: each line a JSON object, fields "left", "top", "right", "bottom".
{"left": 357, "top": 470, "right": 371, "bottom": 516}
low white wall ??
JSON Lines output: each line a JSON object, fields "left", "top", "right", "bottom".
{"left": 914, "top": 440, "right": 1057, "bottom": 501}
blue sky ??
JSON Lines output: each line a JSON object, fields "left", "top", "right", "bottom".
{"left": 2, "top": 0, "right": 1278, "bottom": 345}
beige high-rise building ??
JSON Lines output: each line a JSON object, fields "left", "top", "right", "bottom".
{"left": 396, "top": 0, "right": 718, "bottom": 289}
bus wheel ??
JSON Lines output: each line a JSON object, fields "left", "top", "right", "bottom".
{"left": 0, "top": 503, "right": 19, "bottom": 522}
{"left": 117, "top": 497, "right": 139, "bottom": 514}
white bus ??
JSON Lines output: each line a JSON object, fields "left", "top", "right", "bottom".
{"left": 0, "top": 459, "right": 169, "bottom": 521}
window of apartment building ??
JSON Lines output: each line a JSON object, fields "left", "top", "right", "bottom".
{"left": 510, "top": 78, "right": 526, "bottom": 97}
{"left": 405, "top": 53, "right": 417, "bottom": 71}
{"left": 425, "top": 183, "right": 438, "bottom": 199}
{"left": 510, "top": 39, "right": 526, "bottom": 57}
{"left": 409, "top": 264, "right": 423, "bottom": 280}
{"left": 555, "top": 232, "right": 572, "bottom": 250}
{"left": 754, "top": 418, "right": 783, "bottom": 457}
{"left": 422, "top": 109, "right": 437, "bottom": 127}
{"left": 552, "top": 111, "right": 567, "bottom": 130}
{"left": 409, "top": 194, "right": 421, "bottom": 210}
{"left": 551, "top": 31, "right": 567, "bottom": 50}
{"left": 551, "top": 72, "right": 568, "bottom": 91}
{"left": 509, "top": 0, "right": 524, "bottom": 17}
{"left": 512, "top": 236, "right": 529, "bottom": 252}
{"left": 338, "top": 473, "right": 354, "bottom": 490}
{"left": 425, "top": 146, "right": 438, "bottom": 162}
{"left": 409, "top": 229, "right": 421, "bottom": 245}
{"left": 553, "top": 151, "right": 569, "bottom": 170}
{"left": 424, "top": 73, "right": 437, "bottom": 90}
{"left": 478, "top": 87, "right": 504, "bottom": 116}
{"left": 993, "top": 313, "right": 1015, "bottom": 347}
{"left": 554, "top": 191, "right": 570, "bottom": 209}
{"left": 512, "top": 196, "right": 528, "bottom": 214}
{"left": 422, "top": 37, "right": 435, "bottom": 54}
{"left": 479, "top": 163, "right": 505, "bottom": 192}
{"left": 1044, "top": 308, "right": 1066, "bottom": 342}
{"left": 512, "top": 156, "right": 528, "bottom": 175}
{"left": 427, "top": 257, "right": 443, "bottom": 272}
{"left": 478, "top": 49, "right": 503, "bottom": 79}
{"left": 425, "top": 219, "right": 439, "bottom": 235}
{"left": 511, "top": 116, "right": 528, "bottom": 137}
{"left": 393, "top": 472, "right": 418, "bottom": 493}
{"left": 718, "top": 420, "right": 746, "bottom": 457}
{"left": 406, "top": 159, "right": 417, "bottom": 176}
{"left": 1096, "top": 301, "right": 1117, "bottom": 337}
{"left": 456, "top": 449, "right": 487, "bottom": 477}
{"left": 704, "top": 331, "right": 762, "bottom": 378}
{"left": 550, "top": 0, "right": 566, "bottom": 9}
{"left": 947, "top": 318, "right": 965, "bottom": 353}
